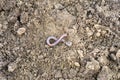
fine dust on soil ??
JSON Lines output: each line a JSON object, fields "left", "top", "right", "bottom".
{"left": 0, "top": 0, "right": 120, "bottom": 80}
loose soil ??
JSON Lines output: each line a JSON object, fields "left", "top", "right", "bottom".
{"left": 0, "top": 0, "right": 120, "bottom": 80}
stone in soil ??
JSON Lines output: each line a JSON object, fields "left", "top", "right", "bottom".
{"left": 86, "top": 59, "right": 100, "bottom": 72}
{"left": 109, "top": 54, "right": 117, "bottom": 61}
{"left": 65, "top": 41, "right": 72, "bottom": 47}
{"left": 86, "top": 27, "right": 93, "bottom": 37}
{"left": 116, "top": 49, "right": 120, "bottom": 58}
{"left": 20, "top": 12, "right": 29, "bottom": 24}
{"left": 117, "top": 73, "right": 120, "bottom": 79}
{"left": 97, "top": 66, "right": 115, "bottom": 80}
{"left": 98, "top": 56, "right": 109, "bottom": 65}
{"left": 74, "top": 62, "right": 80, "bottom": 67}
{"left": 0, "top": 61, "right": 8, "bottom": 70}
{"left": 0, "top": 43, "right": 3, "bottom": 48}
{"left": 0, "top": 22, "right": 8, "bottom": 35}
{"left": 8, "top": 62, "right": 17, "bottom": 72}
{"left": 55, "top": 71, "right": 62, "bottom": 78}
{"left": 109, "top": 46, "right": 117, "bottom": 52}
{"left": 77, "top": 49, "right": 84, "bottom": 59}
{"left": 17, "top": 27, "right": 26, "bottom": 36}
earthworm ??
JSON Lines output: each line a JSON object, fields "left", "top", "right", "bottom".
{"left": 46, "top": 34, "right": 67, "bottom": 46}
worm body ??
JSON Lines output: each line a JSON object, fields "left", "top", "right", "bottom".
{"left": 46, "top": 34, "right": 67, "bottom": 46}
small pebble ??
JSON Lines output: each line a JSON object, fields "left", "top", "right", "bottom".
{"left": 0, "top": 43, "right": 3, "bottom": 48}
{"left": 77, "top": 50, "right": 84, "bottom": 58}
{"left": 86, "top": 59, "right": 100, "bottom": 71}
{"left": 42, "top": 72, "right": 48, "bottom": 77}
{"left": 98, "top": 56, "right": 109, "bottom": 65}
{"left": 109, "top": 54, "right": 117, "bottom": 61}
{"left": 116, "top": 49, "right": 120, "bottom": 58}
{"left": 97, "top": 66, "right": 114, "bottom": 80}
{"left": 65, "top": 41, "right": 72, "bottom": 47}
{"left": 8, "top": 62, "right": 17, "bottom": 72}
{"left": 117, "top": 73, "right": 120, "bottom": 79}
{"left": 55, "top": 71, "right": 62, "bottom": 78}
{"left": 20, "top": 12, "right": 29, "bottom": 24}
{"left": 94, "top": 24, "right": 101, "bottom": 29}
{"left": 86, "top": 27, "right": 93, "bottom": 37}
{"left": 54, "top": 3, "right": 64, "bottom": 9}
{"left": 74, "top": 62, "right": 80, "bottom": 67}
{"left": 17, "top": 27, "right": 26, "bottom": 36}
{"left": 101, "top": 30, "right": 107, "bottom": 35}
{"left": 0, "top": 62, "right": 7, "bottom": 70}
{"left": 109, "top": 46, "right": 116, "bottom": 52}
{"left": 96, "top": 32, "right": 101, "bottom": 37}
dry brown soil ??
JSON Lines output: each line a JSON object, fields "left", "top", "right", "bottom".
{"left": 0, "top": 0, "right": 120, "bottom": 80}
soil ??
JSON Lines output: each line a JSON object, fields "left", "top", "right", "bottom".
{"left": 0, "top": 0, "right": 120, "bottom": 80}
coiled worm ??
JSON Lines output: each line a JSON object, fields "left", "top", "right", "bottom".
{"left": 46, "top": 34, "right": 67, "bottom": 46}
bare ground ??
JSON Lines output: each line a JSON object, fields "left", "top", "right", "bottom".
{"left": 0, "top": 0, "right": 120, "bottom": 80}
